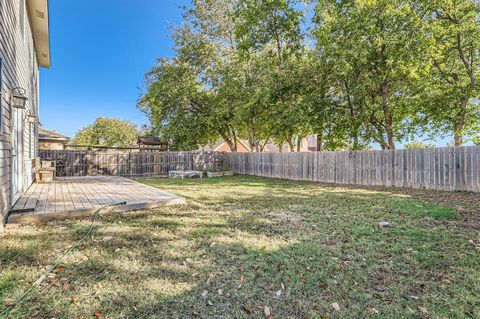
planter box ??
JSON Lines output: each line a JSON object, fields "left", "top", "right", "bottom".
{"left": 169, "top": 170, "right": 203, "bottom": 179}
{"left": 206, "top": 171, "right": 234, "bottom": 178}
{"left": 207, "top": 171, "right": 224, "bottom": 178}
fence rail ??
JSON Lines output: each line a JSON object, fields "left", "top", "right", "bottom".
{"left": 39, "top": 150, "right": 224, "bottom": 177}
{"left": 224, "top": 146, "right": 480, "bottom": 192}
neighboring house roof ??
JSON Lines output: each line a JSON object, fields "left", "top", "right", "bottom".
{"left": 27, "top": 0, "right": 50, "bottom": 68}
{"left": 213, "top": 139, "right": 251, "bottom": 152}
{"left": 38, "top": 128, "right": 69, "bottom": 141}
{"left": 137, "top": 136, "right": 167, "bottom": 145}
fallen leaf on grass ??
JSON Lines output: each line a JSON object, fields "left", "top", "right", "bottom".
{"left": 201, "top": 290, "right": 208, "bottom": 298}
{"left": 264, "top": 305, "right": 271, "bottom": 318}
{"left": 318, "top": 283, "right": 328, "bottom": 289}
{"left": 4, "top": 298, "right": 15, "bottom": 306}
{"left": 217, "top": 289, "right": 224, "bottom": 295}
{"left": 192, "top": 310, "right": 201, "bottom": 316}
{"left": 53, "top": 264, "right": 65, "bottom": 273}
{"left": 71, "top": 296, "right": 80, "bottom": 304}
{"left": 368, "top": 307, "right": 379, "bottom": 314}
{"left": 260, "top": 246, "right": 267, "bottom": 250}
{"left": 102, "top": 236, "right": 113, "bottom": 241}
{"left": 275, "top": 289, "right": 282, "bottom": 297}
{"left": 94, "top": 311, "right": 103, "bottom": 318}
{"left": 418, "top": 306, "right": 428, "bottom": 315}
{"left": 242, "top": 305, "right": 253, "bottom": 314}
{"left": 331, "top": 302, "right": 340, "bottom": 312}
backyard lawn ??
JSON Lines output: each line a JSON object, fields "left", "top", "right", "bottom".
{"left": 1, "top": 175, "right": 479, "bottom": 318}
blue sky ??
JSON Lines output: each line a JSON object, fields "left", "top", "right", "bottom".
{"left": 40, "top": 0, "right": 187, "bottom": 138}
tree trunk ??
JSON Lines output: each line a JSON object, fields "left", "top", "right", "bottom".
{"left": 316, "top": 134, "right": 323, "bottom": 151}
{"left": 224, "top": 138, "right": 237, "bottom": 152}
{"left": 287, "top": 139, "right": 295, "bottom": 152}
{"left": 381, "top": 83, "right": 395, "bottom": 150}
{"left": 453, "top": 96, "right": 468, "bottom": 146}
{"left": 296, "top": 138, "right": 301, "bottom": 152}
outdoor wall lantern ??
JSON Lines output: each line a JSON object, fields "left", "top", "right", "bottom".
{"left": 27, "top": 114, "right": 37, "bottom": 123}
{"left": 11, "top": 87, "right": 28, "bottom": 109}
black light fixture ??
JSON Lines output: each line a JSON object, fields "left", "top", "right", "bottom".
{"left": 11, "top": 87, "right": 28, "bottom": 109}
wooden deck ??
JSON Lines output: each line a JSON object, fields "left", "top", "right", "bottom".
{"left": 8, "top": 176, "right": 185, "bottom": 224}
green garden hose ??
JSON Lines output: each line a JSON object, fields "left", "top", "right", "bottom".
{"left": 0, "top": 201, "right": 127, "bottom": 318}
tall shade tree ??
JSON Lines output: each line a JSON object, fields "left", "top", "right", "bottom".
{"left": 72, "top": 118, "right": 138, "bottom": 147}
{"left": 236, "top": 0, "right": 310, "bottom": 151}
{"left": 139, "top": 59, "right": 217, "bottom": 150}
{"left": 423, "top": 0, "right": 479, "bottom": 146}
{"left": 313, "top": 0, "right": 430, "bottom": 149}
{"left": 139, "top": 0, "right": 241, "bottom": 151}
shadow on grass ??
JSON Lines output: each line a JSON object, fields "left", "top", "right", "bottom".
{"left": 2, "top": 175, "right": 479, "bottom": 318}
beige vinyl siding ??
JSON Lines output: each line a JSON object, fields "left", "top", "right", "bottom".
{"left": 0, "top": 0, "right": 40, "bottom": 227}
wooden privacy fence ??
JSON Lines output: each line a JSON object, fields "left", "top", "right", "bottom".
{"left": 39, "top": 150, "right": 224, "bottom": 177}
{"left": 224, "top": 146, "right": 480, "bottom": 192}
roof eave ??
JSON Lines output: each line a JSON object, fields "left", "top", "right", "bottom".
{"left": 27, "top": 0, "right": 50, "bottom": 68}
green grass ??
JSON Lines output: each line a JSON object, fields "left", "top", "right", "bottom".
{"left": 0, "top": 175, "right": 479, "bottom": 318}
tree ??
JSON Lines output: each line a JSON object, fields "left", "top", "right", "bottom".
{"left": 72, "top": 118, "right": 138, "bottom": 147}
{"left": 421, "top": 0, "right": 480, "bottom": 146}
{"left": 313, "top": 0, "right": 431, "bottom": 150}
{"left": 139, "top": 0, "right": 242, "bottom": 151}
{"left": 235, "top": 0, "right": 309, "bottom": 151}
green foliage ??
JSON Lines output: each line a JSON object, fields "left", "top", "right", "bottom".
{"left": 419, "top": 0, "right": 480, "bottom": 146}
{"left": 139, "top": 0, "right": 480, "bottom": 151}
{"left": 313, "top": 0, "right": 432, "bottom": 149}
{"left": 404, "top": 140, "right": 436, "bottom": 149}
{"left": 72, "top": 118, "right": 138, "bottom": 147}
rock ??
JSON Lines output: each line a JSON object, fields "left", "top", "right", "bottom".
{"left": 378, "top": 222, "right": 390, "bottom": 228}
{"left": 331, "top": 302, "right": 340, "bottom": 311}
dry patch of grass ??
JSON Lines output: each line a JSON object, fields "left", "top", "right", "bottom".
{"left": 1, "top": 175, "right": 479, "bottom": 318}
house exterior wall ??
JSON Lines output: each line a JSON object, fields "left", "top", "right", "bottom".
{"left": 0, "top": 0, "right": 40, "bottom": 227}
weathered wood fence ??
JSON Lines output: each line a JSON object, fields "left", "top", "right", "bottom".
{"left": 39, "top": 150, "right": 224, "bottom": 177}
{"left": 224, "top": 146, "right": 480, "bottom": 192}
